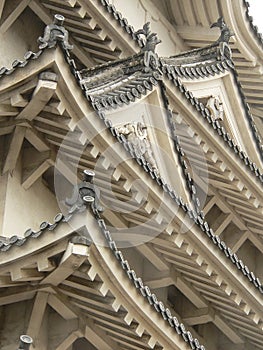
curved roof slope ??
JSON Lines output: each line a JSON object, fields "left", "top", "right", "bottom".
{"left": 0, "top": 4, "right": 263, "bottom": 349}
{"left": 0, "top": 10, "right": 262, "bottom": 293}
{"left": 80, "top": 52, "right": 161, "bottom": 110}
{"left": 0, "top": 179, "right": 207, "bottom": 350}
{"left": 161, "top": 0, "right": 263, "bottom": 158}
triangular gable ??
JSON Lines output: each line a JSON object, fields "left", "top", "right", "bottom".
{"left": 0, "top": 10, "right": 263, "bottom": 350}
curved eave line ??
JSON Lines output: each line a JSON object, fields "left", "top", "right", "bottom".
{"left": 161, "top": 58, "right": 231, "bottom": 80}
{"left": 0, "top": 212, "right": 79, "bottom": 266}
{"left": 233, "top": 0, "right": 263, "bottom": 59}
{"left": 161, "top": 63, "right": 263, "bottom": 175}
{"left": 1, "top": 42, "right": 262, "bottom": 296}
{"left": 163, "top": 58, "right": 263, "bottom": 166}
{"left": 61, "top": 43, "right": 263, "bottom": 295}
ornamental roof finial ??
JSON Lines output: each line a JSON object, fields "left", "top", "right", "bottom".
{"left": 210, "top": 17, "right": 234, "bottom": 44}
{"left": 134, "top": 22, "right": 161, "bottom": 52}
{"left": 38, "top": 14, "right": 73, "bottom": 50}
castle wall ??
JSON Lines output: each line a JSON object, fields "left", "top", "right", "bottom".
{"left": 1, "top": 156, "right": 59, "bottom": 237}
{"left": 111, "top": 0, "right": 186, "bottom": 56}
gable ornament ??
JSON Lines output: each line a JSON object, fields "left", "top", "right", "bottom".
{"left": 116, "top": 121, "right": 159, "bottom": 174}
{"left": 38, "top": 14, "right": 73, "bottom": 50}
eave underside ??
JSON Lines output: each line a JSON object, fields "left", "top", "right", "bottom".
{"left": 163, "top": 0, "right": 263, "bottom": 151}
{"left": 0, "top": 47, "right": 262, "bottom": 349}
{"left": 0, "top": 1, "right": 262, "bottom": 349}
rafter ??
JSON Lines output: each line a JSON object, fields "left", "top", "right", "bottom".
{"left": 85, "top": 318, "right": 122, "bottom": 350}
{"left": 214, "top": 315, "right": 244, "bottom": 344}
{"left": 0, "top": 104, "right": 18, "bottom": 116}
{"left": 47, "top": 289, "right": 122, "bottom": 350}
{"left": 0, "top": 125, "right": 14, "bottom": 136}
{"left": 0, "top": 0, "right": 5, "bottom": 19}
{"left": 0, "top": 275, "right": 25, "bottom": 288}
{"left": 22, "top": 158, "right": 52, "bottom": 190}
{"left": 142, "top": 240, "right": 245, "bottom": 343}
{"left": 136, "top": 243, "right": 170, "bottom": 272}
{"left": 214, "top": 213, "right": 233, "bottom": 236}
{"left": 0, "top": 78, "right": 37, "bottom": 103}
{"left": 27, "top": 291, "right": 49, "bottom": 342}
{"left": 10, "top": 93, "right": 28, "bottom": 107}
{"left": 25, "top": 127, "right": 50, "bottom": 152}
{"left": 182, "top": 307, "right": 215, "bottom": 326}
{"left": 10, "top": 267, "right": 44, "bottom": 282}
{"left": 0, "top": 285, "right": 38, "bottom": 306}
{"left": 0, "top": 0, "right": 30, "bottom": 34}
{"left": 40, "top": 241, "right": 90, "bottom": 286}
{"left": 55, "top": 330, "right": 82, "bottom": 350}
{"left": 48, "top": 293, "right": 78, "bottom": 320}
{"left": 3, "top": 125, "right": 26, "bottom": 174}
{"left": 16, "top": 79, "right": 57, "bottom": 121}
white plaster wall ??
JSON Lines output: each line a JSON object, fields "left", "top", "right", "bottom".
{"left": 2, "top": 158, "right": 59, "bottom": 237}
{"left": 111, "top": 0, "right": 186, "bottom": 56}
{"left": 0, "top": 8, "right": 42, "bottom": 69}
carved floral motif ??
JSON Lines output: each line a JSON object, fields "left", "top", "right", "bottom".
{"left": 206, "top": 95, "right": 224, "bottom": 121}
{"left": 117, "top": 122, "right": 159, "bottom": 174}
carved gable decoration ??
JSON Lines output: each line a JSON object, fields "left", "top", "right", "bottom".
{"left": 116, "top": 121, "right": 159, "bottom": 174}
{"left": 206, "top": 95, "right": 224, "bottom": 121}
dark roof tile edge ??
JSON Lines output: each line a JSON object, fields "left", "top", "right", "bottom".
{"left": 160, "top": 58, "right": 230, "bottom": 80}
{"left": 160, "top": 61, "right": 263, "bottom": 184}
{"left": 60, "top": 45, "right": 263, "bottom": 294}
{"left": 243, "top": 1, "right": 263, "bottom": 48}
{"left": 99, "top": 0, "right": 144, "bottom": 48}
{"left": 0, "top": 210, "right": 78, "bottom": 252}
{"left": 93, "top": 209, "right": 206, "bottom": 350}
{"left": 159, "top": 80, "right": 202, "bottom": 213}
{"left": 0, "top": 50, "right": 44, "bottom": 79}
{"left": 88, "top": 76, "right": 159, "bottom": 111}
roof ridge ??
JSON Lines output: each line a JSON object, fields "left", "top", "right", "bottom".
{"left": 243, "top": 0, "right": 263, "bottom": 48}
{"left": 80, "top": 51, "right": 144, "bottom": 77}
{"left": 59, "top": 39, "right": 263, "bottom": 295}
{"left": 0, "top": 12, "right": 261, "bottom": 294}
{"left": 160, "top": 61, "right": 263, "bottom": 183}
